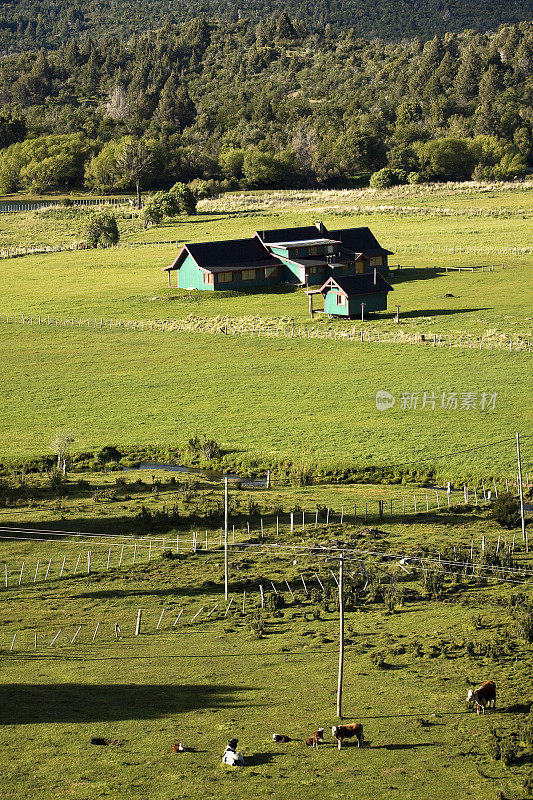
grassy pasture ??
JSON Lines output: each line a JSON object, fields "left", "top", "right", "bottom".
{"left": 1, "top": 497, "right": 532, "bottom": 800}
{"left": 0, "top": 182, "right": 530, "bottom": 475}
{"left": 0, "top": 324, "right": 530, "bottom": 477}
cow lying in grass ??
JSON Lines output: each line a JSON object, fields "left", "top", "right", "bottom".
{"left": 466, "top": 681, "right": 496, "bottom": 714}
{"left": 332, "top": 723, "right": 364, "bottom": 749}
{"left": 305, "top": 728, "right": 325, "bottom": 748}
{"left": 222, "top": 738, "right": 244, "bottom": 765}
{"left": 272, "top": 734, "right": 292, "bottom": 743}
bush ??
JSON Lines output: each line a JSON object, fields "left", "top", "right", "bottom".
{"left": 369, "top": 167, "right": 399, "bottom": 189}
{"left": 407, "top": 171, "right": 423, "bottom": 184}
{"left": 86, "top": 211, "right": 119, "bottom": 247}
{"left": 491, "top": 492, "right": 521, "bottom": 528}
{"left": 169, "top": 182, "right": 197, "bottom": 214}
{"left": 511, "top": 603, "right": 533, "bottom": 643}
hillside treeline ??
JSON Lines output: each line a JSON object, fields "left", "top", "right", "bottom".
{"left": 2, "top": 0, "right": 532, "bottom": 54}
{"left": 0, "top": 17, "right": 532, "bottom": 193}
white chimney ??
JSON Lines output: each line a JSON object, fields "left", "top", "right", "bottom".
{"left": 374, "top": 267, "right": 377, "bottom": 284}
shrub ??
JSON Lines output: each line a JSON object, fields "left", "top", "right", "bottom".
{"left": 491, "top": 492, "right": 521, "bottom": 528}
{"left": 369, "top": 167, "right": 399, "bottom": 189}
{"left": 370, "top": 650, "right": 387, "bottom": 669}
{"left": 500, "top": 734, "right": 519, "bottom": 766}
{"left": 511, "top": 603, "right": 533, "bottom": 643}
{"left": 86, "top": 211, "right": 119, "bottom": 247}
{"left": 407, "top": 171, "right": 424, "bottom": 184}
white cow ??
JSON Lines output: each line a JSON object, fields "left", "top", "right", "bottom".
{"left": 222, "top": 738, "right": 244, "bottom": 766}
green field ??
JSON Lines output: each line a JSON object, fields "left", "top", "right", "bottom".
{"left": 1, "top": 471, "right": 532, "bottom": 800}
{"left": 0, "top": 184, "right": 531, "bottom": 477}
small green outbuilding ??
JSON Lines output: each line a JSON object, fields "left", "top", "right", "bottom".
{"left": 306, "top": 272, "right": 394, "bottom": 318}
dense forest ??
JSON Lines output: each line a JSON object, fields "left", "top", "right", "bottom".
{"left": 2, "top": 0, "right": 533, "bottom": 53}
{"left": 0, "top": 16, "right": 532, "bottom": 193}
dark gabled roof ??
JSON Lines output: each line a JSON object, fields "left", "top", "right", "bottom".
{"left": 186, "top": 237, "right": 280, "bottom": 270}
{"left": 256, "top": 226, "right": 334, "bottom": 245}
{"left": 322, "top": 274, "right": 394, "bottom": 296}
{"left": 329, "top": 227, "right": 394, "bottom": 257}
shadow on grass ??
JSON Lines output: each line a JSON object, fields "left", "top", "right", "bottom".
{"left": 503, "top": 702, "right": 532, "bottom": 714}
{"left": 0, "top": 683, "right": 254, "bottom": 725}
{"left": 371, "top": 742, "right": 441, "bottom": 750}
{"left": 388, "top": 307, "right": 491, "bottom": 320}
{"left": 245, "top": 751, "right": 278, "bottom": 766}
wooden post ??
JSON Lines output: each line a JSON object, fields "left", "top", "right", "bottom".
{"left": 191, "top": 607, "right": 204, "bottom": 623}
{"left": 44, "top": 558, "right": 52, "bottom": 580}
{"left": 315, "top": 573, "right": 324, "bottom": 592}
{"left": 92, "top": 621, "right": 100, "bottom": 641}
{"left": 135, "top": 609, "right": 142, "bottom": 635}
{"left": 50, "top": 629, "right": 62, "bottom": 647}
{"left": 290, "top": 512, "right": 294, "bottom": 532}
{"left": 106, "top": 548, "right": 112, "bottom": 570}
{"left": 118, "top": 545, "right": 124, "bottom": 567}
{"left": 224, "top": 477, "right": 229, "bottom": 601}
{"left": 71, "top": 626, "right": 82, "bottom": 644}
{"left": 173, "top": 609, "right": 184, "bottom": 626}
{"left": 242, "top": 592, "right": 246, "bottom": 614}
{"left": 284, "top": 579, "right": 295, "bottom": 600}
{"left": 87, "top": 551, "right": 91, "bottom": 574}
{"left": 224, "top": 598, "right": 234, "bottom": 617}
{"left": 33, "top": 560, "right": 40, "bottom": 582}
{"left": 18, "top": 562, "right": 24, "bottom": 586}
{"left": 326, "top": 507, "right": 330, "bottom": 525}
{"left": 516, "top": 432, "right": 527, "bottom": 551}
{"left": 259, "top": 584, "right": 264, "bottom": 608}
{"left": 301, "top": 574, "right": 308, "bottom": 595}
{"left": 337, "top": 552, "right": 344, "bottom": 719}
{"left": 148, "top": 540, "right": 152, "bottom": 562}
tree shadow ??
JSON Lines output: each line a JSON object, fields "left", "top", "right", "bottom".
{"left": 388, "top": 268, "right": 448, "bottom": 285}
{"left": 0, "top": 683, "right": 254, "bottom": 725}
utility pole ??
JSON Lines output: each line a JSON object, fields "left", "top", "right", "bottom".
{"left": 337, "top": 551, "right": 344, "bottom": 719}
{"left": 224, "top": 477, "right": 229, "bottom": 600}
{"left": 516, "top": 433, "right": 527, "bottom": 552}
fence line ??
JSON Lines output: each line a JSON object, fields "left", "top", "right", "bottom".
{"left": 2, "top": 311, "right": 530, "bottom": 353}
{"left": 3, "top": 541, "right": 531, "bottom": 651}
{"left": 1, "top": 481, "right": 529, "bottom": 590}
{"left": 0, "top": 198, "right": 133, "bottom": 215}
{"left": 1, "top": 236, "right": 532, "bottom": 261}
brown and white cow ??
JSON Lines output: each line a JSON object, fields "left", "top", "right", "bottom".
{"left": 332, "top": 723, "right": 364, "bottom": 749}
{"left": 466, "top": 681, "right": 496, "bottom": 714}
{"left": 305, "top": 728, "right": 325, "bottom": 748}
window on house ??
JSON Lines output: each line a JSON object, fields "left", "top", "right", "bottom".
{"left": 336, "top": 293, "right": 346, "bottom": 306}
{"left": 203, "top": 272, "right": 214, "bottom": 284}
{"left": 370, "top": 256, "right": 383, "bottom": 267}
{"left": 242, "top": 269, "right": 256, "bottom": 280}
{"left": 327, "top": 245, "right": 334, "bottom": 254}
{"left": 309, "top": 265, "right": 323, "bottom": 274}
{"left": 308, "top": 246, "right": 318, "bottom": 256}
{"left": 217, "top": 272, "right": 232, "bottom": 283}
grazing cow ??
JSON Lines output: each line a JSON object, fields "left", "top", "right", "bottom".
{"left": 332, "top": 723, "right": 364, "bottom": 750}
{"left": 306, "top": 728, "right": 325, "bottom": 748}
{"left": 272, "top": 734, "right": 292, "bottom": 743}
{"left": 222, "top": 738, "right": 244, "bottom": 766}
{"left": 466, "top": 681, "right": 496, "bottom": 715}
{"left": 171, "top": 742, "right": 185, "bottom": 753}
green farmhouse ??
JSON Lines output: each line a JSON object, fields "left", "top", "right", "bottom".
{"left": 162, "top": 222, "right": 392, "bottom": 290}
{"left": 306, "top": 273, "right": 394, "bottom": 318}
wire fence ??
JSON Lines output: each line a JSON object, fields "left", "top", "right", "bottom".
{"left": 0, "top": 475, "right": 529, "bottom": 591}
{"left": 2, "top": 310, "right": 530, "bottom": 353}
{"left": 0, "top": 197, "right": 133, "bottom": 215}
{"left": 2, "top": 535, "right": 532, "bottom": 653}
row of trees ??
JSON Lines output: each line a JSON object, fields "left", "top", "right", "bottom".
{"left": 0, "top": 18, "right": 531, "bottom": 191}
{"left": 1, "top": 0, "right": 531, "bottom": 54}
